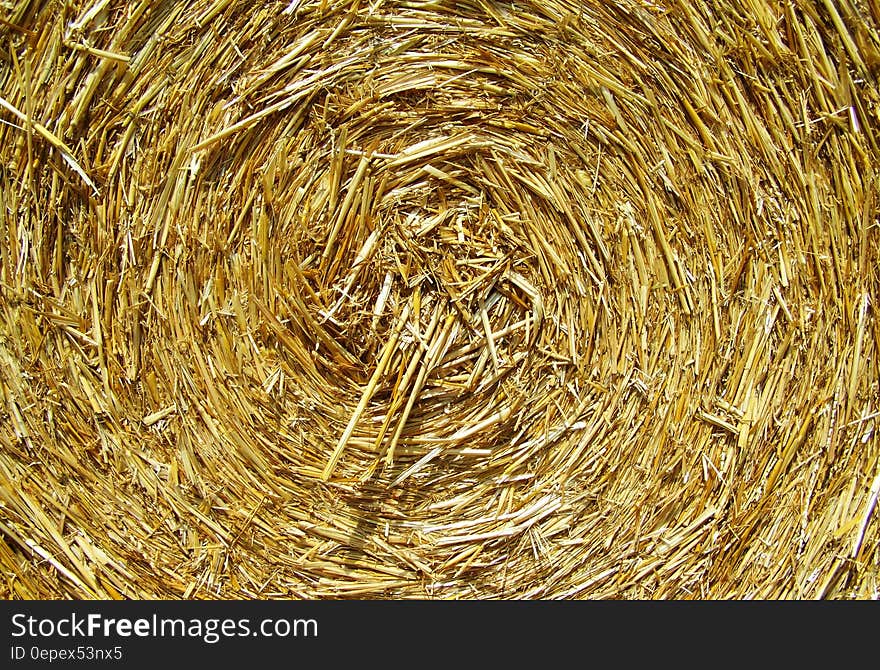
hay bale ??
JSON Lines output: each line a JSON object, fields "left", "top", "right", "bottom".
{"left": 0, "top": 0, "right": 878, "bottom": 599}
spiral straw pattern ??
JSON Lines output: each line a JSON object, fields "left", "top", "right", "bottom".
{"left": 1, "top": 1, "right": 878, "bottom": 598}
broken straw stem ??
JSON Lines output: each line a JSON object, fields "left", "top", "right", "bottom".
{"left": 376, "top": 307, "right": 444, "bottom": 469}
{"left": 322, "top": 304, "right": 411, "bottom": 480}
{"left": 0, "top": 94, "right": 97, "bottom": 194}
{"left": 386, "top": 313, "right": 456, "bottom": 467}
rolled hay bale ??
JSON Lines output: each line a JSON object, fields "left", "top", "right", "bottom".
{"left": 0, "top": 0, "right": 878, "bottom": 599}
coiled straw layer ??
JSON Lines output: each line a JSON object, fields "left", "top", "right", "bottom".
{"left": 1, "top": 0, "right": 878, "bottom": 598}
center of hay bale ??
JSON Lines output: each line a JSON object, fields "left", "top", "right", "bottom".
{"left": 195, "top": 35, "right": 623, "bottom": 484}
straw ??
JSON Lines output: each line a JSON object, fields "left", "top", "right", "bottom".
{"left": 0, "top": 0, "right": 878, "bottom": 599}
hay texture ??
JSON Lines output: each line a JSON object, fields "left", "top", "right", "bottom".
{"left": 1, "top": 0, "right": 879, "bottom": 599}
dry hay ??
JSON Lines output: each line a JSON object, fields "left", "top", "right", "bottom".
{"left": 0, "top": 0, "right": 879, "bottom": 600}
